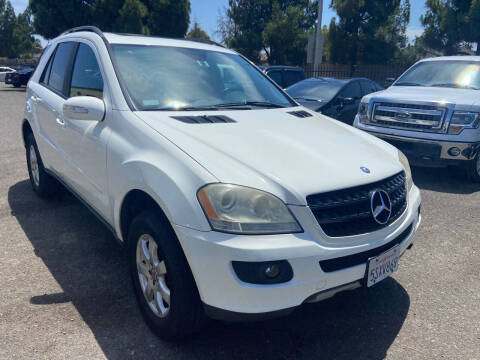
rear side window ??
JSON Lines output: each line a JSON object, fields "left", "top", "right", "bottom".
{"left": 45, "top": 42, "right": 76, "bottom": 95}
{"left": 360, "top": 80, "right": 375, "bottom": 95}
{"left": 267, "top": 71, "right": 282, "bottom": 86}
{"left": 283, "top": 70, "right": 305, "bottom": 88}
{"left": 338, "top": 81, "right": 362, "bottom": 99}
{"left": 69, "top": 44, "right": 104, "bottom": 99}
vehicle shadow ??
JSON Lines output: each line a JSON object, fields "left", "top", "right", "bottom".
{"left": 411, "top": 166, "right": 480, "bottom": 194}
{"left": 9, "top": 179, "right": 410, "bottom": 360}
{"left": 0, "top": 85, "right": 26, "bottom": 92}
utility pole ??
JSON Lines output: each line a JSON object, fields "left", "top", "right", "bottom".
{"left": 307, "top": 0, "right": 324, "bottom": 74}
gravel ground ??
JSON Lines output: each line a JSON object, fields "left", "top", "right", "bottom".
{"left": 0, "top": 83, "right": 479, "bottom": 360}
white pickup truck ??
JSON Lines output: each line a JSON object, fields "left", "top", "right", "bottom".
{"left": 354, "top": 56, "right": 480, "bottom": 182}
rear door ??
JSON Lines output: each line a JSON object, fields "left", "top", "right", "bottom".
{"left": 29, "top": 41, "right": 76, "bottom": 173}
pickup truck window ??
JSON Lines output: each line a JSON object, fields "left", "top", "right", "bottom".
{"left": 394, "top": 60, "right": 480, "bottom": 90}
{"left": 111, "top": 45, "right": 294, "bottom": 110}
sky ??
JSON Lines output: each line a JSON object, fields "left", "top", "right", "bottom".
{"left": 11, "top": 0, "right": 427, "bottom": 44}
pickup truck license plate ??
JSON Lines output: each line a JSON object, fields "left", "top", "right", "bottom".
{"left": 366, "top": 245, "right": 400, "bottom": 287}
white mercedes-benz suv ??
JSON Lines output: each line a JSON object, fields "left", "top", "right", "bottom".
{"left": 22, "top": 27, "right": 421, "bottom": 339}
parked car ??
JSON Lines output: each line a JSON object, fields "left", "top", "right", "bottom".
{"left": 354, "top": 56, "right": 480, "bottom": 182}
{"left": 5, "top": 67, "right": 34, "bottom": 87}
{"left": 259, "top": 65, "right": 306, "bottom": 88}
{"left": 23, "top": 26, "right": 421, "bottom": 340}
{"left": 0, "top": 66, "right": 15, "bottom": 82}
{"left": 286, "top": 77, "right": 383, "bottom": 125}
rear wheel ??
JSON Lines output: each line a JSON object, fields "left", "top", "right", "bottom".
{"left": 25, "top": 133, "right": 59, "bottom": 197}
{"left": 128, "top": 211, "right": 205, "bottom": 340}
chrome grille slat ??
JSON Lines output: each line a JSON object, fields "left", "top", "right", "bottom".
{"left": 307, "top": 172, "right": 407, "bottom": 237}
{"left": 370, "top": 102, "right": 447, "bottom": 132}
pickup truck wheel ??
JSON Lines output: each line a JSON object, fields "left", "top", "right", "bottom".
{"left": 128, "top": 212, "right": 205, "bottom": 340}
{"left": 465, "top": 154, "right": 480, "bottom": 183}
{"left": 25, "top": 134, "right": 59, "bottom": 197}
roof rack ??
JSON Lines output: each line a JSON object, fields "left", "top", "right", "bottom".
{"left": 61, "top": 26, "right": 105, "bottom": 37}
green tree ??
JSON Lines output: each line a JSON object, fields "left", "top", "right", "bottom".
{"left": 29, "top": 0, "right": 190, "bottom": 39}
{"left": 219, "top": 0, "right": 318, "bottom": 64}
{"left": 0, "top": 0, "right": 17, "bottom": 57}
{"left": 420, "top": 0, "right": 480, "bottom": 55}
{"left": 13, "top": 8, "right": 39, "bottom": 57}
{"left": 325, "top": 0, "right": 410, "bottom": 64}
{"left": 186, "top": 21, "right": 210, "bottom": 41}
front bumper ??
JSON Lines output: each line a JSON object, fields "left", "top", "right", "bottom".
{"left": 174, "top": 186, "right": 421, "bottom": 320}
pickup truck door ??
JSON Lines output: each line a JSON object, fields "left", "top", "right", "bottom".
{"left": 56, "top": 41, "right": 111, "bottom": 220}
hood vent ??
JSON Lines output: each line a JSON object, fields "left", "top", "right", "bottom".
{"left": 288, "top": 110, "right": 313, "bottom": 118}
{"left": 170, "top": 115, "right": 236, "bottom": 124}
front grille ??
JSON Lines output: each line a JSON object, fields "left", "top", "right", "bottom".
{"left": 307, "top": 172, "right": 407, "bottom": 237}
{"left": 319, "top": 223, "right": 413, "bottom": 272}
{"left": 370, "top": 102, "right": 446, "bottom": 132}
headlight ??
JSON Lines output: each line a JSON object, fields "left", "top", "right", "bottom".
{"left": 398, "top": 150, "right": 413, "bottom": 191}
{"left": 197, "top": 184, "right": 303, "bottom": 234}
{"left": 448, "top": 111, "right": 480, "bottom": 134}
{"left": 358, "top": 101, "right": 369, "bottom": 123}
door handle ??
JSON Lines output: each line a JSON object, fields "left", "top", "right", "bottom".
{"left": 56, "top": 117, "right": 66, "bottom": 127}
{"left": 31, "top": 95, "right": 43, "bottom": 103}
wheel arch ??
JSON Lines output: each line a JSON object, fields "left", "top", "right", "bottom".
{"left": 22, "top": 119, "right": 33, "bottom": 147}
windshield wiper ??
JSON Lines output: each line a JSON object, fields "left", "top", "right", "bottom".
{"left": 212, "top": 101, "right": 287, "bottom": 109}
{"left": 430, "top": 83, "right": 480, "bottom": 90}
{"left": 394, "top": 82, "right": 423, "bottom": 86}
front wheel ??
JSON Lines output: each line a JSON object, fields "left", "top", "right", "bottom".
{"left": 465, "top": 154, "right": 480, "bottom": 183}
{"left": 128, "top": 211, "right": 205, "bottom": 340}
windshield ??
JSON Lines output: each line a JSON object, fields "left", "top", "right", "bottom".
{"left": 285, "top": 80, "right": 343, "bottom": 101}
{"left": 394, "top": 60, "right": 480, "bottom": 90}
{"left": 112, "top": 44, "right": 294, "bottom": 110}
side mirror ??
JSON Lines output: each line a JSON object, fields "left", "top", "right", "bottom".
{"left": 341, "top": 97, "right": 355, "bottom": 105}
{"left": 63, "top": 96, "right": 105, "bottom": 121}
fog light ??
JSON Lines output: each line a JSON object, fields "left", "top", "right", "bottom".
{"left": 264, "top": 264, "right": 280, "bottom": 278}
{"left": 448, "top": 147, "right": 461, "bottom": 156}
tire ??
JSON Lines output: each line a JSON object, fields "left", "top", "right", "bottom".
{"left": 25, "top": 133, "right": 59, "bottom": 197}
{"left": 13, "top": 83, "right": 21, "bottom": 88}
{"left": 465, "top": 154, "right": 480, "bottom": 183}
{"left": 128, "top": 211, "right": 205, "bottom": 340}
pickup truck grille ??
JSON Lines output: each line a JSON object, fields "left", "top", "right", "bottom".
{"left": 370, "top": 102, "right": 447, "bottom": 132}
{"left": 307, "top": 172, "right": 407, "bottom": 237}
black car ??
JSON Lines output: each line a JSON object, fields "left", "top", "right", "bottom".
{"left": 285, "top": 77, "right": 383, "bottom": 125}
{"left": 5, "top": 67, "right": 34, "bottom": 87}
{"left": 259, "top": 65, "right": 306, "bottom": 89}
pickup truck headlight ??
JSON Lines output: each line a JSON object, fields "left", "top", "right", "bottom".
{"left": 358, "top": 101, "right": 369, "bottom": 123}
{"left": 197, "top": 184, "right": 303, "bottom": 234}
{"left": 448, "top": 111, "right": 480, "bottom": 134}
{"left": 398, "top": 150, "right": 413, "bottom": 191}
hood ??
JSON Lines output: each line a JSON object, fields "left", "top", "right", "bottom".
{"left": 295, "top": 99, "right": 327, "bottom": 111}
{"left": 136, "top": 107, "right": 403, "bottom": 205}
{"left": 363, "top": 86, "right": 480, "bottom": 107}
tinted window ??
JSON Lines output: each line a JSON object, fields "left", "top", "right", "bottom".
{"left": 283, "top": 70, "right": 305, "bottom": 88}
{"left": 70, "top": 44, "right": 103, "bottom": 99}
{"left": 338, "top": 81, "right": 361, "bottom": 99}
{"left": 40, "top": 53, "right": 54, "bottom": 84}
{"left": 360, "top": 80, "right": 378, "bottom": 95}
{"left": 47, "top": 42, "right": 75, "bottom": 94}
{"left": 267, "top": 71, "right": 283, "bottom": 85}
{"left": 112, "top": 45, "right": 293, "bottom": 110}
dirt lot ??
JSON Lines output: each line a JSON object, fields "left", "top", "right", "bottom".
{"left": 0, "top": 83, "right": 479, "bottom": 360}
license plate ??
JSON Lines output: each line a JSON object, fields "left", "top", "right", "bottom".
{"left": 366, "top": 245, "right": 400, "bottom": 287}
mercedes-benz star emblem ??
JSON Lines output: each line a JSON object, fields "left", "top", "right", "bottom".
{"left": 360, "top": 166, "right": 371, "bottom": 174}
{"left": 370, "top": 190, "right": 392, "bottom": 225}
